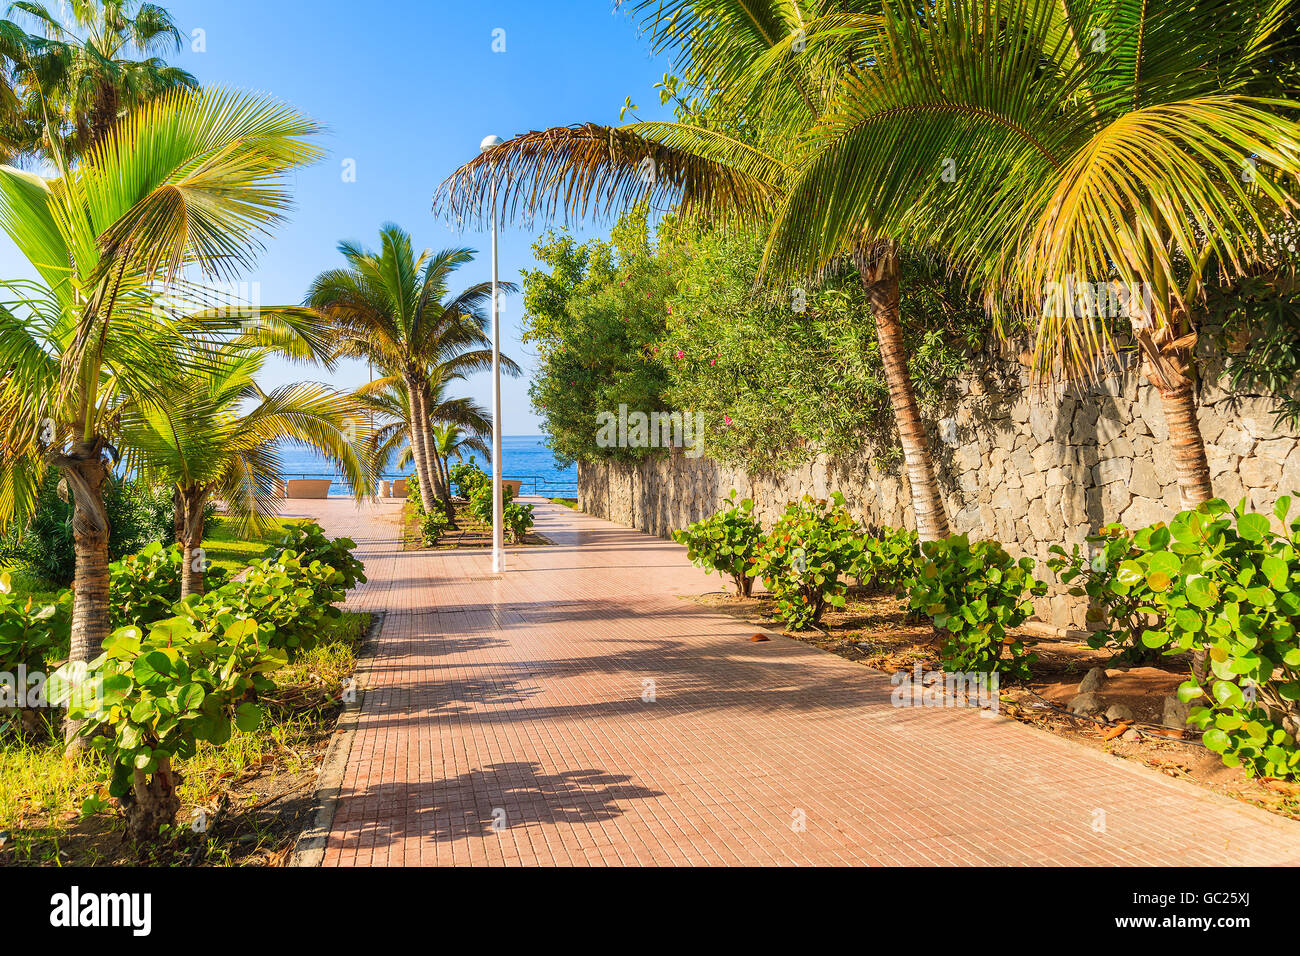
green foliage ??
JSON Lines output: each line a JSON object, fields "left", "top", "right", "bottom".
{"left": 521, "top": 207, "right": 990, "bottom": 470}
{"left": 752, "top": 494, "right": 865, "bottom": 630}
{"left": 58, "top": 615, "right": 286, "bottom": 805}
{"left": 450, "top": 461, "right": 489, "bottom": 498}
{"left": 0, "top": 473, "right": 180, "bottom": 587}
{"left": 522, "top": 207, "right": 674, "bottom": 466}
{"left": 1092, "top": 498, "right": 1300, "bottom": 780}
{"left": 418, "top": 509, "right": 451, "bottom": 546}
{"left": 405, "top": 471, "right": 424, "bottom": 513}
{"left": 503, "top": 502, "right": 535, "bottom": 545}
{"left": 108, "top": 543, "right": 230, "bottom": 632}
{"left": 1048, "top": 525, "right": 1166, "bottom": 662}
{"left": 854, "top": 527, "right": 922, "bottom": 593}
{"left": 1208, "top": 274, "right": 1300, "bottom": 429}
{"left": 0, "top": 571, "right": 71, "bottom": 690}
{"left": 262, "top": 520, "right": 366, "bottom": 595}
{"left": 51, "top": 525, "right": 366, "bottom": 837}
{"left": 910, "top": 535, "right": 1046, "bottom": 681}
{"left": 183, "top": 552, "right": 348, "bottom": 662}
{"left": 671, "top": 491, "right": 764, "bottom": 597}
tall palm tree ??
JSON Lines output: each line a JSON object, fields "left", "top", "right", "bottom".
{"left": 0, "top": 87, "right": 321, "bottom": 747}
{"left": 433, "top": 0, "right": 956, "bottom": 541}
{"left": 119, "top": 344, "right": 373, "bottom": 597}
{"left": 759, "top": 0, "right": 1300, "bottom": 508}
{"left": 306, "top": 226, "right": 519, "bottom": 521}
{"left": 430, "top": 422, "right": 489, "bottom": 500}
{"left": 5, "top": 0, "right": 198, "bottom": 161}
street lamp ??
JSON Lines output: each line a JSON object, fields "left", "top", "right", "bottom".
{"left": 480, "top": 134, "right": 505, "bottom": 573}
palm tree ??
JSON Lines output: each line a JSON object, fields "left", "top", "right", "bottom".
{"left": 758, "top": 0, "right": 1300, "bottom": 508}
{"left": 306, "top": 226, "right": 519, "bottom": 522}
{"left": 433, "top": 0, "right": 956, "bottom": 541}
{"left": 119, "top": 344, "right": 372, "bottom": 597}
{"left": 0, "top": 87, "right": 321, "bottom": 747}
{"left": 360, "top": 375, "right": 491, "bottom": 523}
{"left": 5, "top": 0, "right": 198, "bottom": 161}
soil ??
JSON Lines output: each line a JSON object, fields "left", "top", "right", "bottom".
{"left": 690, "top": 587, "right": 1300, "bottom": 822}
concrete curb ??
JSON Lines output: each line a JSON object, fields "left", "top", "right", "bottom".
{"left": 289, "top": 608, "right": 385, "bottom": 868}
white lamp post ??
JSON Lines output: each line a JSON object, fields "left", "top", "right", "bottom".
{"left": 480, "top": 134, "right": 505, "bottom": 573}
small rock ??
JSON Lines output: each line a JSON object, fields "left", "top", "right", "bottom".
{"left": 1104, "top": 703, "right": 1135, "bottom": 723}
{"left": 1121, "top": 729, "right": 1142, "bottom": 742}
{"left": 1078, "top": 666, "right": 1108, "bottom": 694}
{"left": 0, "top": 830, "right": 8, "bottom": 848}
{"left": 1069, "top": 692, "right": 1105, "bottom": 716}
{"left": 1162, "top": 694, "right": 1190, "bottom": 730}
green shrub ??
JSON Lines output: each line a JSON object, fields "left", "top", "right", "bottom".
{"left": 183, "top": 552, "right": 347, "bottom": 662}
{"left": 418, "top": 509, "right": 451, "bottom": 546}
{"left": 108, "top": 543, "right": 229, "bottom": 632}
{"left": 263, "top": 520, "right": 366, "bottom": 596}
{"left": 0, "top": 572, "right": 71, "bottom": 722}
{"left": 1109, "top": 498, "right": 1300, "bottom": 780}
{"left": 55, "top": 614, "right": 288, "bottom": 841}
{"left": 672, "top": 491, "right": 764, "bottom": 597}
{"left": 1047, "top": 524, "right": 1166, "bottom": 663}
{"left": 910, "top": 535, "right": 1046, "bottom": 681}
{"left": 450, "top": 460, "right": 488, "bottom": 498}
{"left": 503, "top": 501, "right": 535, "bottom": 544}
{"left": 0, "top": 474, "right": 180, "bottom": 586}
{"left": 855, "top": 526, "right": 921, "bottom": 593}
{"left": 752, "top": 494, "right": 865, "bottom": 630}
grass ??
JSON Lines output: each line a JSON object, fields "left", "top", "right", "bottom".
{"left": 0, "top": 610, "right": 367, "bottom": 865}
{"left": 549, "top": 497, "right": 579, "bottom": 509}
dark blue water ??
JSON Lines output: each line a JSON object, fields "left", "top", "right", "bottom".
{"left": 276, "top": 435, "right": 576, "bottom": 497}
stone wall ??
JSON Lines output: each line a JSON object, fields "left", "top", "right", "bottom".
{"left": 577, "top": 363, "right": 1300, "bottom": 629}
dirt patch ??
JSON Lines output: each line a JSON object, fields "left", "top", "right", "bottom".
{"left": 689, "top": 587, "right": 1300, "bottom": 822}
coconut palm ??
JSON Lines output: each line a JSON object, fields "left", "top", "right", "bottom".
{"left": 306, "top": 226, "right": 519, "bottom": 522}
{"left": 4, "top": 0, "right": 198, "bottom": 161}
{"left": 0, "top": 87, "right": 321, "bottom": 748}
{"left": 118, "top": 343, "right": 373, "bottom": 597}
{"left": 357, "top": 368, "right": 495, "bottom": 525}
{"left": 433, "top": 0, "right": 956, "bottom": 541}
{"left": 430, "top": 422, "right": 489, "bottom": 499}
{"left": 758, "top": 0, "right": 1300, "bottom": 507}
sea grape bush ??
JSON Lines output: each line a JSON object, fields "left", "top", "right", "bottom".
{"left": 503, "top": 501, "right": 535, "bottom": 544}
{"left": 57, "top": 615, "right": 287, "bottom": 841}
{"left": 108, "top": 543, "right": 229, "bottom": 631}
{"left": 910, "top": 535, "right": 1046, "bottom": 681}
{"left": 263, "top": 520, "right": 366, "bottom": 595}
{"left": 1103, "top": 498, "right": 1300, "bottom": 780}
{"left": 469, "top": 480, "right": 535, "bottom": 543}
{"left": 0, "top": 573, "right": 71, "bottom": 727}
{"left": 753, "top": 494, "right": 865, "bottom": 630}
{"left": 450, "top": 461, "right": 489, "bottom": 498}
{"left": 1047, "top": 525, "right": 1166, "bottom": 662}
{"left": 672, "top": 491, "right": 764, "bottom": 597}
{"left": 855, "top": 526, "right": 921, "bottom": 593}
{"left": 182, "top": 552, "right": 347, "bottom": 661}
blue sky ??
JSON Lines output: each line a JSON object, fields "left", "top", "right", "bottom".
{"left": 0, "top": 0, "right": 675, "bottom": 435}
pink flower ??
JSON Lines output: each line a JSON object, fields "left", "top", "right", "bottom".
{"left": 674, "top": 349, "right": 684, "bottom": 360}
{"left": 666, "top": 304, "right": 673, "bottom": 315}
{"left": 723, "top": 415, "right": 733, "bottom": 426}
{"left": 652, "top": 346, "right": 659, "bottom": 353}
{"left": 709, "top": 358, "right": 716, "bottom": 366}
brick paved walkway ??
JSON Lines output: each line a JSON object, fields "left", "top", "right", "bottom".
{"left": 286, "top": 498, "right": 1300, "bottom": 866}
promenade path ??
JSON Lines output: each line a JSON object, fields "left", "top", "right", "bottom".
{"left": 284, "top": 498, "right": 1300, "bottom": 866}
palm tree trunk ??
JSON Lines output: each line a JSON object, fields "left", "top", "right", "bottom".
{"left": 58, "top": 442, "right": 111, "bottom": 753}
{"left": 403, "top": 374, "right": 439, "bottom": 512}
{"left": 176, "top": 488, "right": 209, "bottom": 599}
{"left": 1156, "top": 380, "right": 1213, "bottom": 508}
{"left": 857, "top": 245, "right": 951, "bottom": 541}
{"left": 413, "top": 386, "right": 457, "bottom": 525}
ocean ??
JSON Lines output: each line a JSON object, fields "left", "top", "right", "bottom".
{"left": 276, "top": 435, "right": 577, "bottom": 498}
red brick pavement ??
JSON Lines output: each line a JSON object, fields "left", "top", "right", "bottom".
{"left": 284, "top": 498, "right": 1300, "bottom": 866}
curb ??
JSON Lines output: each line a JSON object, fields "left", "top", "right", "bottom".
{"left": 289, "top": 608, "right": 385, "bottom": 868}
